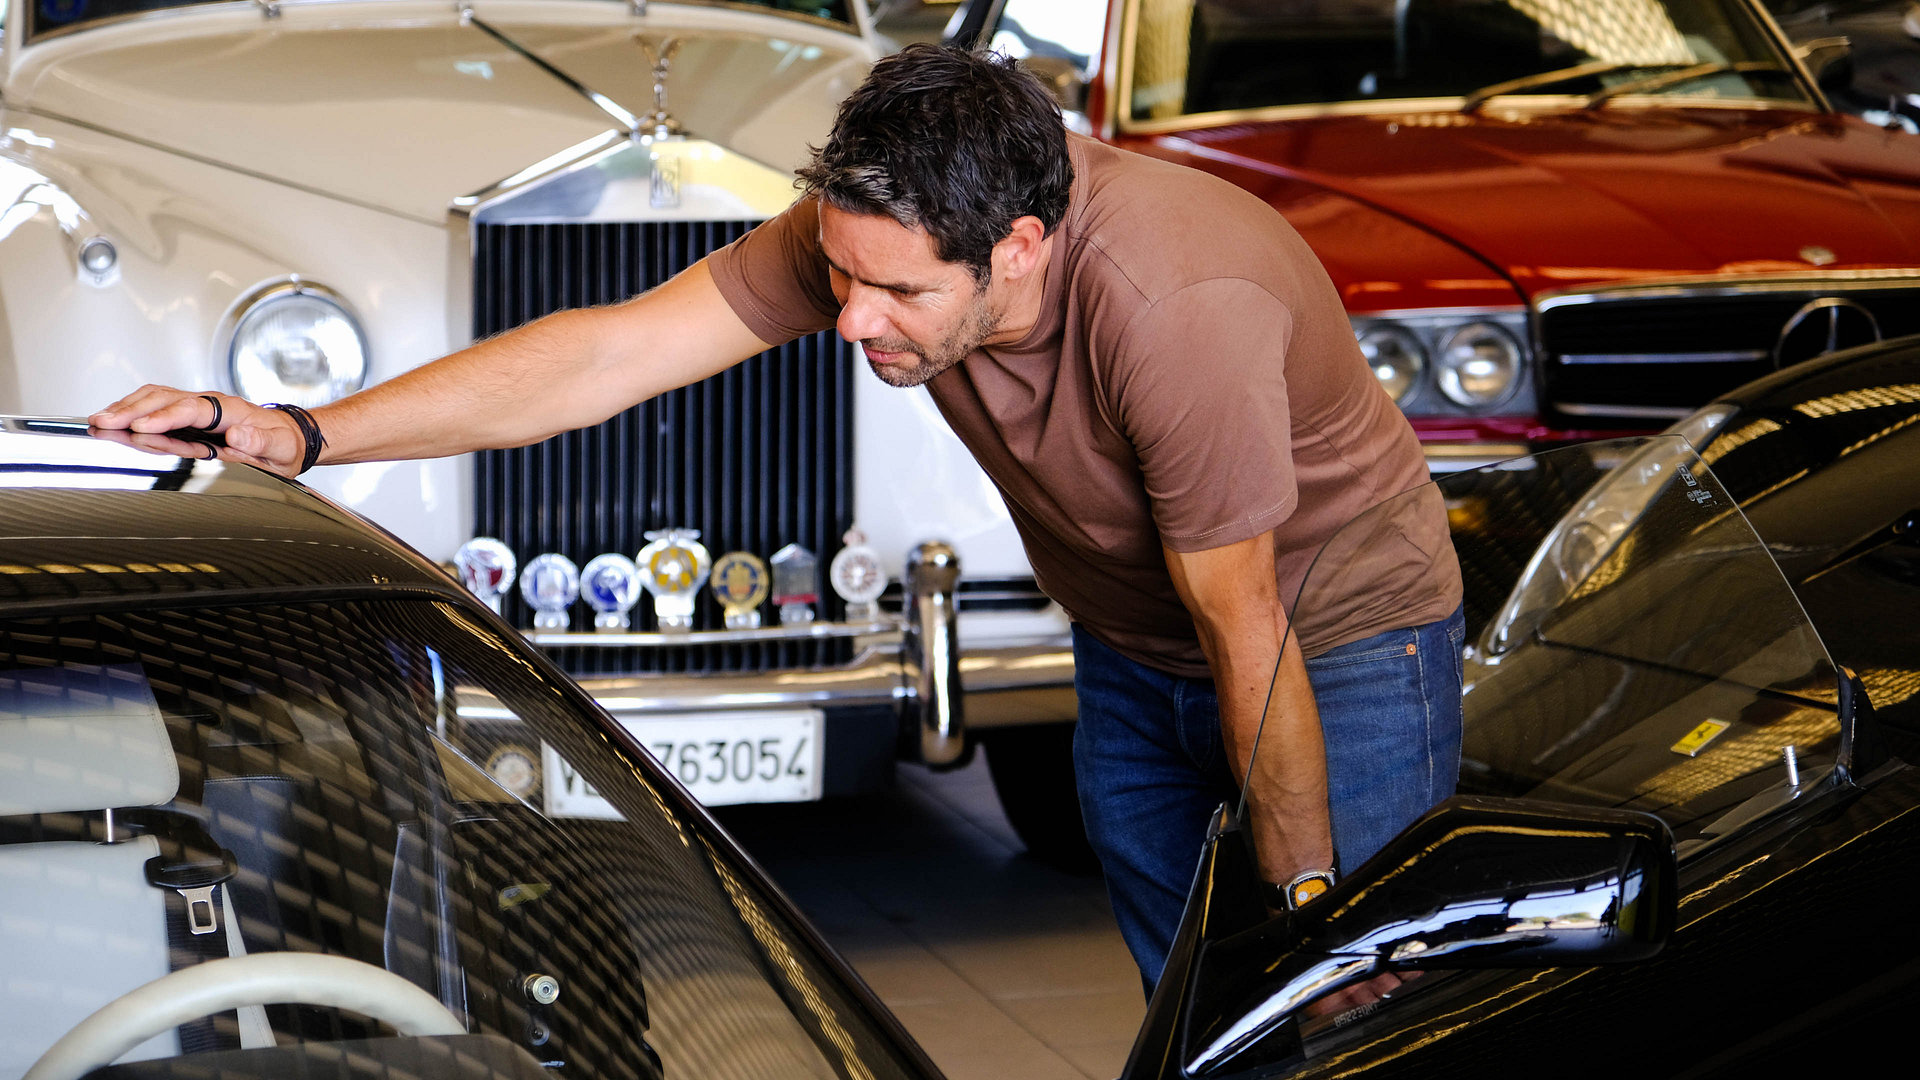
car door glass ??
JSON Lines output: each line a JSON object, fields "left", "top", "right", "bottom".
{"left": 1247, "top": 438, "right": 1844, "bottom": 1043}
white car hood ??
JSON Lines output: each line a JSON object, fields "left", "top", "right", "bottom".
{"left": 4, "top": 1, "right": 869, "bottom": 222}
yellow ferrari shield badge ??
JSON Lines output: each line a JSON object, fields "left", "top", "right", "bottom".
{"left": 1672, "top": 719, "right": 1731, "bottom": 758}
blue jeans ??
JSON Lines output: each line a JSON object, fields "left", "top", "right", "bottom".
{"left": 1071, "top": 608, "right": 1465, "bottom": 989}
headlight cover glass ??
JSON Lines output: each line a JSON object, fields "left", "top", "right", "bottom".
{"left": 1358, "top": 325, "right": 1425, "bottom": 403}
{"left": 227, "top": 282, "right": 369, "bottom": 407}
{"left": 1485, "top": 435, "right": 1701, "bottom": 655}
{"left": 1437, "top": 322, "right": 1522, "bottom": 407}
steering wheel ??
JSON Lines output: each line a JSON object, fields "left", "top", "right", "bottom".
{"left": 26, "top": 953, "right": 467, "bottom": 1080}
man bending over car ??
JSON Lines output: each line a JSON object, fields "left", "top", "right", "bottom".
{"left": 92, "top": 44, "right": 1464, "bottom": 992}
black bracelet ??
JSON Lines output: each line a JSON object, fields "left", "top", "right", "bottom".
{"left": 266, "top": 403, "right": 327, "bottom": 475}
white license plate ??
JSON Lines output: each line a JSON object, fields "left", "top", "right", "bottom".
{"left": 542, "top": 709, "right": 824, "bottom": 817}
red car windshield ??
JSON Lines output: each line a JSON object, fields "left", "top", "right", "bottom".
{"left": 1126, "top": 0, "right": 1812, "bottom": 124}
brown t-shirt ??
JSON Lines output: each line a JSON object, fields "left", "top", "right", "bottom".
{"left": 710, "top": 135, "right": 1460, "bottom": 678}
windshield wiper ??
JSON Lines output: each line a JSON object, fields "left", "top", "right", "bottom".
{"left": 1584, "top": 61, "right": 1797, "bottom": 108}
{"left": 1460, "top": 60, "right": 1642, "bottom": 113}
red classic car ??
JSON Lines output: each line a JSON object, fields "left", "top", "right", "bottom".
{"left": 951, "top": 0, "right": 1920, "bottom": 470}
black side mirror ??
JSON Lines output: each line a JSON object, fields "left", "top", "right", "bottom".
{"left": 1124, "top": 797, "right": 1676, "bottom": 1079}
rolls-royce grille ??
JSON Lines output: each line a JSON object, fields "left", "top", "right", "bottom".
{"left": 472, "top": 220, "right": 857, "bottom": 677}
{"left": 1538, "top": 286, "right": 1920, "bottom": 425}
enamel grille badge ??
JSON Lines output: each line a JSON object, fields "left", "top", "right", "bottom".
{"left": 521, "top": 553, "right": 581, "bottom": 630}
{"left": 830, "top": 529, "right": 888, "bottom": 623}
{"left": 638, "top": 528, "right": 710, "bottom": 631}
{"left": 770, "top": 543, "right": 818, "bottom": 626}
{"left": 582, "top": 553, "right": 643, "bottom": 631}
{"left": 711, "top": 551, "right": 771, "bottom": 629}
{"left": 454, "top": 538, "right": 517, "bottom": 614}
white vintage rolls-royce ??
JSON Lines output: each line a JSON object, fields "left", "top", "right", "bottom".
{"left": 0, "top": 0, "right": 1080, "bottom": 853}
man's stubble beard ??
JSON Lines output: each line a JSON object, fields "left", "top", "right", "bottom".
{"left": 864, "top": 280, "right": 1002, "bottom": 389}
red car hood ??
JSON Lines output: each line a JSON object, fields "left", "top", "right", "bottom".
{"left": 1154, "top": 108, "right": 1920, "bottom": 297}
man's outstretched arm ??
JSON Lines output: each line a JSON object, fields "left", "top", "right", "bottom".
{"left": 1162, "top": 532, "right": 1334, "bottom": 886}
{"left": 89, "top": 260, "right": 772, "bottom": 477}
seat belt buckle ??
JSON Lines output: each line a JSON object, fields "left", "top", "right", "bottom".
{"left": 145, "top": 851, "right": 238, "bottom": 937}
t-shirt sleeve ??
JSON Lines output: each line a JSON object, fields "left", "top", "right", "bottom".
{"left": 1106, "top": 278, "right": 1300, "bottom": 552}
{"left": 706, "top": 196, "right": 841, "bottom": 346}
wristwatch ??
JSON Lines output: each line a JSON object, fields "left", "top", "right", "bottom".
{"left": 1271, "top": 868, "right": 1335, "bottom": 911}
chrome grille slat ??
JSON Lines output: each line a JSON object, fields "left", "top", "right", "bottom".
{"left": 472, "top": 221, "right": 857, "bottom": 677}
{"left": 1538, "top": 285, "right": 1920, "bottom": 423}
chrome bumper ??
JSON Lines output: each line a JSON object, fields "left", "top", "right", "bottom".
{"left": 524, "top": 542, "right": 1077, "bottom": 765}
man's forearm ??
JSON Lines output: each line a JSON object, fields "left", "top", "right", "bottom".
{"left": 313, "top": 305, "right": 619, "bottom": 464}
{"left": 1207, "top": 621, "right": 1335, "bottom": 883}
{"left": 92, "top": 259, "right": 773, "bottom": 476}
{"left": 314, "top": 260, "right": 768, "bottom": 465}
{"left": 1166, "top": 534, "right": 1335, "bottom": 888}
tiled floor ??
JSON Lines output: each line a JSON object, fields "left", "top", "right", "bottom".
{"left": 715, "top": 758, "right": 1144, "bottom": 1080}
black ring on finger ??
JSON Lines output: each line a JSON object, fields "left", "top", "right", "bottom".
{"left": 200, "top": 394, "right": 223, "bottom": 430}
{"left": 201, "top": 442, "right": 219, "bottom": 461}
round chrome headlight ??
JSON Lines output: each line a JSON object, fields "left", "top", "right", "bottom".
{"left": 1357, "top": 325, "right": 1426, "bottom": 403}
{"left": 225, "top": 281, "right": 369, "bottom": 406}
{"left": 1436, "top": 322, "right": 1522, "bottom": 408}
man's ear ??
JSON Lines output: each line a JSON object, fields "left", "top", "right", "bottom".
{"left": 992, "top": 216, "right": 1050, "bottom": 283}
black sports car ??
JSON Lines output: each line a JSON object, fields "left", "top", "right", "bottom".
{"left": 1, "top": 322, "right": 1916, "bottom": 1080}
{"left": 1129, "top": 334, "right": 1920, "bottom": 1077}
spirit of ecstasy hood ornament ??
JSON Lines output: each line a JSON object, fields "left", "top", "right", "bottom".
{"left": 635, "top": 36, "right": 685, "bottom": 138}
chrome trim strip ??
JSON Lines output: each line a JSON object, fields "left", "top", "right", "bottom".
{"left": 1424, "top": 442, "right": 1530, "bottom": 459}
{"left": 1553, "top": 402, "right": 1695, "bottom": 419}
{"left": 1352, "top": 306, "right": 1527, "bottom": 322}
{"left": 1424, "top": 443, "right": 1531, "bottom": 473}
{"left": 459, "top": 6, "right": 642, "bottom": 135}
{"left": 450, "top": 129, "right": 632, "bottom": 218}
{"left": 1558, "top": 351, "right": 1768, "bottom": 365}
{"left": 562, "top": 638, "right": 1076, "bottom": 720}
{"left": 1536, "top": 272, "right": 1920, "bottom": 311}
{"left": 527, "top": 617, "right": 900, "bottom": 648}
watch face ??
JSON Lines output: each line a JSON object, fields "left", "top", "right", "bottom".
{"left": 485, "top": 746, "right": 540, "bottom": 799}
{"left": 1288, "top": 872, "right": 1334, "bottom": 910}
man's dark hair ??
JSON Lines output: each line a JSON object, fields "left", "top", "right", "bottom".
{"left": 798, "top": 44, "right": 1073, "bottom": 284}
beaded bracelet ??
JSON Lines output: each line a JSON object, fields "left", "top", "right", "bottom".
{"left": 266, "top": 403, "right": 327, "bottom": 475}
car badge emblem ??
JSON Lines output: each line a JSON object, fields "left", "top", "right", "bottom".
{"left": 453, "top": 538, "right": 517, "bottom": 614}
{"left": 638, "top": 528, "right": 710, "bottom": 631}
{"left": 520, "top": 553, "right": 581, "bottom": 631}
{"left": 1775, "top": 297, "right": 1881, "bottom": 368}
{"left": 830, "top": 528, "right": 889, "bottom": 624}
{"left": 710, "top": 551, "right": 771, "bottom": 630}
{"left": 770, "top": 543, "right": 819, "bottom": 626}
{"left": 484, "top": 745, "right": 541, "bottom": 800}
{"left": 635, "top": 35, "right": 685, "bottom": 208}
{"left": 1799, "top": 245, "right": 1836, "bottom": 266}
{"left": 1671, "top": 718, "right": 1731, "bottom": 758}
{"left": 581, "top": 553, "right": 644, "bottom": 631}
{"left": 635, "top": 36, "right": 684, "bottom": 137}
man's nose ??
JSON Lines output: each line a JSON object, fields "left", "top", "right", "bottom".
{"left": 836, "top": 288, "right": 887, "bottom": 343}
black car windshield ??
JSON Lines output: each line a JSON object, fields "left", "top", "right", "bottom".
{"left": 1126, "top": 0, "right": 1812, "bottom": 124}
{"left": 25, "top": 0, "right": 852, "bottom": 42}
{"left": 1270, "top": 438, "right": 1844, "bottom": 856}
{"left": 0, "top": 595, "right": 919, "bottom": 1079}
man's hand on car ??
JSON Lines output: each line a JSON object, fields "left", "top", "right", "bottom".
{"left": 89, "top": 386, "right": 309, "bottom": 477}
